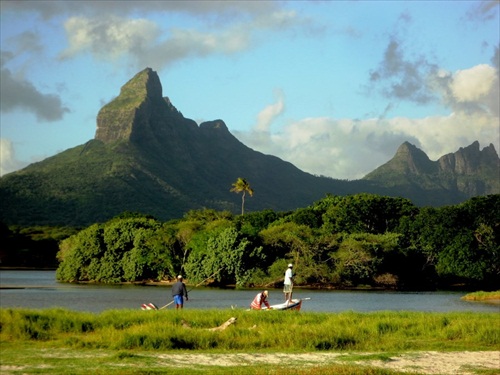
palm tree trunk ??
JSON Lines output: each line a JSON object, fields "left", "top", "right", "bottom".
{"left": 241, "top": 191, "right": 246, "bottom": 215}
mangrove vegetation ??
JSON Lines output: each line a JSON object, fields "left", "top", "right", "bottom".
{"left": 50, "top": 193, "right": 499, "bottom": 290}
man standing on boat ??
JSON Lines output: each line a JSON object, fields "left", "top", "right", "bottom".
{"left": 250, "top": 290, "right": 271, "bottom": 310}
{"left": 284, "top": 263, "right": 293, "bottom": 302}
{"left": 172, "top": 275, "right": 188, "bottom": 309}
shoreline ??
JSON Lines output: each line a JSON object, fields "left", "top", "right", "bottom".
{"left": 2, "top": 268, "right": 498, "bottom": 294}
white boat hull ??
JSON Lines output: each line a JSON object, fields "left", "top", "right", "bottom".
{"left": 267, "top": 299, "right": 302, "bottom": 311}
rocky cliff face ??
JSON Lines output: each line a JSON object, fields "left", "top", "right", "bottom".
{"left": 96, "top": 67, "right": 158, "bottom": 143}
{"left": 437, "top": 141, "right": 500, "bottom": 196}
{"left": 438, "top": 141, "right": 497, "bottom": 174}
{"left": 94, "top": 68, "right": 238, "bottom": 160}
{"left": 95, "top": 67, "right": 198, "bottom": 145}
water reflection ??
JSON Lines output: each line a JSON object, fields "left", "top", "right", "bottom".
{"left": 1, "top": 270, "right": 498, "bottom": 313}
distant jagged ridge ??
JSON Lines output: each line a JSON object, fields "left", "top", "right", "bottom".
{"left": 363, "top": 141, "right": 500, "bottom": 200}
{"left": 0, "top": 67, "right": 498, "bottom": 226}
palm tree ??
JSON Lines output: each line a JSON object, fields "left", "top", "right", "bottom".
{"left": 230, "top": 177, "right": 254, "bottom": 215}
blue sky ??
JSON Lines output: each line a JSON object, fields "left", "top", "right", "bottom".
{"left": 1, "top": 0, "right": 499, "bottom": 179}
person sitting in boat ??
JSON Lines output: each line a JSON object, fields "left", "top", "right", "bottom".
{"left": 250, "top": 290, "right": 272, "bottom": 310}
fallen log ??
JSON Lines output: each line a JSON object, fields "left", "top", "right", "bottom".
{"left": 180, "top": 317, "right": 237, "bottom": 331}
{"left": 207, "top": 317, "right": 237, "bottom": 331}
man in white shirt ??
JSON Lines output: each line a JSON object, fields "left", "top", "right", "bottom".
{"left": 283, "top": 263, "right": 293, "bottom": 302}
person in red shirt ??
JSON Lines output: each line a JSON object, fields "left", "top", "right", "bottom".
{"left": 250, "top": 290, "right": 271, "bottom": 310}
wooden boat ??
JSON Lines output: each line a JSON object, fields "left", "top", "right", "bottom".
{"left": 267, "top": 298, "right": 302, "bottom": 311}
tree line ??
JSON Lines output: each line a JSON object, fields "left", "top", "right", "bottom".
{"left": 53, "top": 193, "right": 499, "bottom": 290}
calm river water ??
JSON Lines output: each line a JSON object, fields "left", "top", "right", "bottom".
{"left": 1, "top": 270, "right": 498, "bottom": 313}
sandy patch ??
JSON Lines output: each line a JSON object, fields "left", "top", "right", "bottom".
{"left": 154, "top": 351, "right": 500, "bottom": 374}
{"left": 360, "top": 351, "right": 500, "bottom": 374}
{"left": 2, "top": 350, "right": 497, "bottom": 374}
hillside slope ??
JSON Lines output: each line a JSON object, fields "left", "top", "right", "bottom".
{"left": 0, "top": 68, "right": 498, "bottom": 226}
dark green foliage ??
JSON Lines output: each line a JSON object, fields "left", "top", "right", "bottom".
{"left": 56, "top": 217, "right": 166, "bottom": 283}
{"left": 0, "top": 224, "right": 78, "bottom": 268}
{"left": 332, "top": 233, "right": 400, "bottom": 286}
{"left": 315, "top": 336, "right": 357, "bottom": 350}
{"left": 184, "top": 222, "right": 263, "bottom": 286}
{"left": 319, "top": 193, "right": 417, "bottom": 234}
{"left": 400, "top": 195, "right": 500, "bottom": 288}
{"left": 7, "top": 193, "right": 498, "bottom": 289}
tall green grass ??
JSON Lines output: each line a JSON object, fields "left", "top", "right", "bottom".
{"left": 1, "top": 308, "right": 498, "bottom": 352}
{"left": 1, "top": 308, "right": 498, "bottom": 374}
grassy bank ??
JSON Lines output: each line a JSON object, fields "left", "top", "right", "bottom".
{"left": 1, "top": 308, "right": 499, "bottom": 374}
{"left": 461, "top": 290, "right": 500, "bottom": 301}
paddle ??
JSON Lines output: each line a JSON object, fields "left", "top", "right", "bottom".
{"left": 263, "top": 276, "right": 284, "bottom": 287}
{"left": 151, "top": 269, "right": 223, "bottom": 310}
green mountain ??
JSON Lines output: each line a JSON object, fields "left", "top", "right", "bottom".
{"left": 363, "top": 141, "right": 500, "bottom": 206}
{"left": 0, "top": 68, "right": 498, "bottom": 226}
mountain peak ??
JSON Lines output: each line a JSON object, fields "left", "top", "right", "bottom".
{"left": 95, "top": 68, "right": 164, "bottom": 143}
{"left": 120, "top": 67, "right": 163, "bottom": 101}
{"left": 389, "top": 142, "right": 435, "bottom": 174}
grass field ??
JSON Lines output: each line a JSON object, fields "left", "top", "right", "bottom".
{"left": 1, "top": 308, "right": 499, "bottom": 374}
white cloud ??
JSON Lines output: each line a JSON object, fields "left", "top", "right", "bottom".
{"left": 255, "top": 90, "right": 284, "bottom": 132}
{"left": 451, "top": 64, "right": 497, "bottom": 102}
{"left": 57, "top": 8, "right": 310, "bottom": 70}
{"left": 0, "top": 139, "right": 27, "bottom": 177}
{"left": 60, "top": 16, "right": 160, "bottom": 60}
{"left": 236, "top": 95, "right": 500, "bottom": 180}
{"left": 432, "top": 64, "right": 500, "bottom": 117}
{"left": 1, "top": 1, "right": 278, "bottom": 20}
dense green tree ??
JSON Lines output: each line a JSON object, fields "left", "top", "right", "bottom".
{"left": 473, "top": 223, "right": 500, "bottom": 285}
{"left": 260, "top": 222, "right": 318, "bottom": 284}
{"left": 321, "top": 194, "right": 416, "bottom": 234}
{"left": 399, "top": 195, "right": 500, "bottom": 288}
{"left": 436, "top": 230, "right": 484, "bottom": 281}
{"left": 183, "top": 209, "right": 233, "bottom": 224}
{"left": 57, "top": 217, "right": 162, "bottom": 283}
{"left": 333, "top": 236, "right": 378, "bottom": 286}
{"left": 56, "top": 224, "right": 104, "bottom": 281}
{"left": 122, "top": 227, "right": 174, "bottom": 281}
{"left": 51, "top": 194, "right": 499, "bottom": 289}
{"left": 332, "top": 233, "right": 400, "bottom": 287}
{"left": 287, "top": 207, "right": 323, "bottom": 228}
{"left": 184, "top": 221, "right": 263, "bottom": 286}
{"left": 1, "top": 224, "right": 77, "bottom": 268}
{"left": 234, "top": 209, "right": 280, "bottom": 236}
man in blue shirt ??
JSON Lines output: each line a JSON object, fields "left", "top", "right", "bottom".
{"left": 172, "top": 275, "right": 189, "bottom": 309}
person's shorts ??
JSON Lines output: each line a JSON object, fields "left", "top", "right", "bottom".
{"left": 174, "top": 295, "right": 184, "bottom": 305}
{"left": 283, "top": 284, "right": 292, "bottom": 293}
